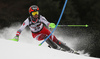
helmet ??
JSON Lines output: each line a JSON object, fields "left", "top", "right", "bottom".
{"left": 29, "top": 5, "right": 39, "bottom": 15}
{"left": 29, "top": 5, "right": 40, "bottom": 23}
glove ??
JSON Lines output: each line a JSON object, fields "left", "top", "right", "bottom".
{"left": 49, "top": 23, "right": 56, "bottom": 28}
{"left": 10, "top": 36, "right": 19, "bottom": 42}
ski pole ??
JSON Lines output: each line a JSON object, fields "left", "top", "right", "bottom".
{"left": 58, "top": 24, "right": 89, "bottom": 27}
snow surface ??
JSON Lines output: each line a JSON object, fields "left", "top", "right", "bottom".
{"left": 0, "top": 23, "right": 99, "bottom": 59}
{"left": 0, "top": 39, "right": 99, "bottom": 59}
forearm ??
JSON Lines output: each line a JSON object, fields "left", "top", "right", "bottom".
{"left": 16, "top": 22, "right": 28, "bottom": 36}
{"left": 16, "top": 29, "right": 22, "bottom": 37}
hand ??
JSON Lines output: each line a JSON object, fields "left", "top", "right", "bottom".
{"left": 10, "top": 36, "right": 19, "bottom": 42}
{"left": 49, "top": 23, "right": 56, "bottom": 28}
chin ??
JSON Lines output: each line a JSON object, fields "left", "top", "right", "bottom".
{"left": 33, "top": 16, "right": 38, "bottom": 18}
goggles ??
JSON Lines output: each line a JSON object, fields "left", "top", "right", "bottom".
{"left": 32, "top": 11, "right": 39, "bottom": 16}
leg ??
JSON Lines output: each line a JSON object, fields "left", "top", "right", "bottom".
{"left": 46, "top": 38, "right": 58, "bottom": 49}
{"left": 36, "top": 34, "right": 61, "bottom": 50}
{"left": 56, "top": 40, "right": 74, "bottom": 52}
{"left": 49, "top": 35, "right": 73, "bottom": 52}
{"left": 39, "top": 27, "right": 73, "bottom": 51}
{"left": 56, "top": 40, "right": 79, "bottom": 54}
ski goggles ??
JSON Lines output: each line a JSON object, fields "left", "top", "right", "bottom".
{"left": 32, "top": 11, "right": 39, "bottom": 16}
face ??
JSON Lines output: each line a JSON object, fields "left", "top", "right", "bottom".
{"left": 32, "top": 11, "right": 39, "bottom": 18}
{"left": 33, "top": 14, "right": 38, "bottom": 18}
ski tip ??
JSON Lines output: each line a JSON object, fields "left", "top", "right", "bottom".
{"left": 39, "top": 44, "right": 42, "bottom": 46}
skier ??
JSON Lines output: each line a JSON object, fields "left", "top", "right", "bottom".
{"left": 10, "top": 5, "right": 77, "bottom": 53}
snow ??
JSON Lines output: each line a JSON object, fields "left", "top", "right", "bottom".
{"left": 0, "top": 39, "right": 98, "bottom": 59}
{"left": 0, "top": 23, "right": 99, "bottom": 59}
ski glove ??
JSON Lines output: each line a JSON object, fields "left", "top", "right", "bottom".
{"left": 10, "top": 36, "right": 19, "bottom": 42}
{"left": 49, "top": 23, "right": 56, "bottom": 28}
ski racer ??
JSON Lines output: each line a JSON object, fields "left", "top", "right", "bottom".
{"left": 10, "top": 5, "right": 77, "bottom": 53}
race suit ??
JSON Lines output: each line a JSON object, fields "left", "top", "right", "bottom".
{"left": 16, "top": 15, "right": 58, "bottom": 43}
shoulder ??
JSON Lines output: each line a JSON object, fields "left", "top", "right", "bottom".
{"left": 23, "top": 17, "right": 30, "bottom": 25}
{"left": 40, "top": 15, "right": 46, "bottom": 20}
{"left": 24, "top": 17, "right": 30, "bottom": 22}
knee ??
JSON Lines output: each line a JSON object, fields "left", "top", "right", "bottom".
{"left": 52, "top": 36, "right": 58, "bottom": 43}
{"left": 37, "top": 34, "right": 47, "bottom": 41}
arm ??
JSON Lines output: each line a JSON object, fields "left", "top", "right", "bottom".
{"left": 16, "top": 18, "right": 29, "bottom": 36}
{"left": 41, "top": 16, "right": 50, "bottom": 27}
{"left": 10, "top": 18, "right": 29, "bottom": 41}
{"left": 40, "top": 16, "right": 56, "bottom": 28}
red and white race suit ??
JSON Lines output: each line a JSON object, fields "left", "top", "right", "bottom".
{"left": 16, "top": 15, "right": 58, "bottom": 43}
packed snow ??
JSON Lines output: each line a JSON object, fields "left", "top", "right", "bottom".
{"left": 0, "top": 39, "right": 98, "bottom": 59}
{"left": 0, "top": 23, "right": 99, "bottom": 59}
